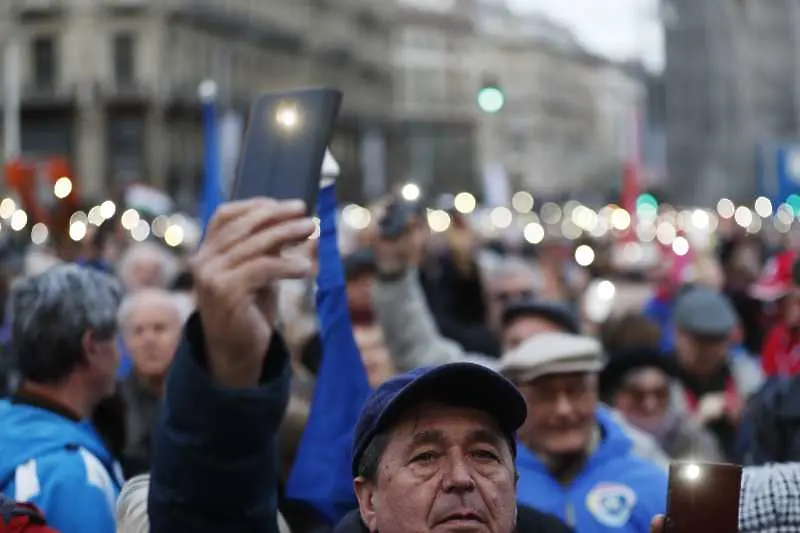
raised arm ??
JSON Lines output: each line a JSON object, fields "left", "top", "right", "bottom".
{"left": 149, "top": 198, "right": 316, "bottom": 533}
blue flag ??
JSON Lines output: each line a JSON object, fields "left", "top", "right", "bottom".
{"left": 201, "top": 99, "right": 222, "bottom": 230}
{"left": 285, "top": 184, "right": 372, "bottom": 524}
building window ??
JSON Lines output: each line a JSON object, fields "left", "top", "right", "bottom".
{"left": 31, "top": 35, "right": 56, "bottom": 88}
{"left": 401, "top": 27, "right": 446, "bottom": 53}
{"left": 404, "top": 66, "right": 448, "bottom": 104}
{"left": 107, "top": 114, "right": 145, "bottom": 184}
{"left": 113, "top": 33, "right": 136, "bottom": 85}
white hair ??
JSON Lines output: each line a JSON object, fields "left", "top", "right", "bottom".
{"left": 118, "top": 288, "right": 191, "bottom": 332}
{"left": 24, "top": 249, "right": 63, "bottom": 277}
{"left": 116, "top": 474, "right": 292, "bottom": 533}
{"left": 117, "top": 242, "right": 180, "bottom": 290}
{"left": 484, "top": 255, "right": 541, "bottom": 290}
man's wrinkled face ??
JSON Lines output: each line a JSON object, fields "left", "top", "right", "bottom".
{"left": 516, "top": 373, "right": 597, "bottom": 455}
{"left": 124, "top": 300, "right": 182, "bottom": 380}
{"left": 501, "top": 315, "right": 564, "bottom": 352}
{"left": 355, "top": 402, "right": 518, "bottom": 533}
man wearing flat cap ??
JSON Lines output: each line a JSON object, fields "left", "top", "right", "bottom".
{"left": 498, "top": 332, "right": 667, "bottom": 533}
{"left": 669, "top": 286, "right": 763, "bottom": 459}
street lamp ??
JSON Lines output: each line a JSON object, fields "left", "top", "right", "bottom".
{"left": 197, "top": 79, "right": 218, "bottom": 103}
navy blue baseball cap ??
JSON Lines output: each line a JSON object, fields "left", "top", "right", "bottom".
{"left": 351, "top": 362, "right": 527, "bottom": 476}
{"left": 501, "top": 299, "right": 580, "bottom": 334}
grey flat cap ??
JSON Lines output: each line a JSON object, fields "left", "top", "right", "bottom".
{"left": 673, "top": 287, "right": 737, "bottom": 337}
{"left": 499, "top": 331, "right": 604, "bottom": 383}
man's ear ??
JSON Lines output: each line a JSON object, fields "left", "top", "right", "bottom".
{"left": 80, "top": 330, "right": 98, "bottom": 367}
{"left": 81, "top": 330, "right": 94, "bottom": 355}
{"left": 353, "top": 476, "right": 378, "bottom": 533}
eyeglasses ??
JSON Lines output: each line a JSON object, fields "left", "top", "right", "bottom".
{"left": 620, "top": 385, "right": 671, "bottom": 407}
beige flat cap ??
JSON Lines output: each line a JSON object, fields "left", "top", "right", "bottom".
{"left": 499, "top": 331, "right": 605, "bottom": 383}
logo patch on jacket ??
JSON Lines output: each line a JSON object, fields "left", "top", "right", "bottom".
{"left": 586, "top": 483, "right": 637, "bottom": 527}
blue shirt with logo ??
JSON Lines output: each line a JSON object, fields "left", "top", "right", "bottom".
{"left": 516, "top": 407, "right": 667, "bottom": 533}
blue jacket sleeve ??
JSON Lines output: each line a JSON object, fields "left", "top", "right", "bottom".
{"left": 283, "top": 184, "right": 372, "bottom": 523}
{"left": 316, "top": 185, "right": 348, "bottom": 293}
{"left": 316, "top": 183, "right": 363, "bottom": 368}
{"left": 316, "top": 184, "right": 367, "bottom": 390}
{"left": 148, "top": 312, "right": 291, "bottom": 533}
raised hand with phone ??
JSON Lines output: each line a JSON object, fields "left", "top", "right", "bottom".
{"left": 193, "top": 87, "right": 342, "bottom": 388}
{"left": 192, "top": 198, "right": 315, "bottom": 388}
{"left": 374, "top": 199, "right": 424, "bottom": 278}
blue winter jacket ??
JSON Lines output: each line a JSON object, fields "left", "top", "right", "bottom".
{"left": 517, "top": 407, "right": 667, "bottom": 533}
{"left": 0, "top": 400, "right": 124, "bottom": 533}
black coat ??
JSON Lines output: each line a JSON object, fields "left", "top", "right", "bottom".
{"left": 331, "top": 505, "right": 573, "bottom": 533}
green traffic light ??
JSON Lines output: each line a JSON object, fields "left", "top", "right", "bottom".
{"left": 478, "top": 87, "right": 504, "bottom": 113}
{"left": 636, "top": 193, "right": 658, "bottom": 209}
{"left": 788, "top": 194, "right": 800, "bottom": 215}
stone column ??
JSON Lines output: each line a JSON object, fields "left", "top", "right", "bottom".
{"left": 68, "top": 1, "right": 105, "bottom": 196}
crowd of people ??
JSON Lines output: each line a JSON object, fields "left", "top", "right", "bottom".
{"left": 1, "top": 176, "right": 800, "bottom": 533}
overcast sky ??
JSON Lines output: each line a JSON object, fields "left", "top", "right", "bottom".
{"left": 506, "top": 0, "right": 665, "bottom": 72}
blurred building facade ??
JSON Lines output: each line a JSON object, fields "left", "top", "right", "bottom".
{"left": 663, "top": 0, "right": 800, "bottom": 205}
{"left": 641, "top": 71, "right": 667, "bottom": 188}
{"left": 387, "top": 0, "right": 479, "bottom": 198}
{"left": 1, "top": 0, "right": 645, "bottom": 206}
{"left": 0, "top": 0, "right": 393, "bottom": 203}
{"left": 488, "top": 32, "right": 643, "bottom": 198}
{"left": 388, "top": 0, "right": 644, "bottom": 203}
{"left": 471, "top": 1, "right": 643, "bottom": 200}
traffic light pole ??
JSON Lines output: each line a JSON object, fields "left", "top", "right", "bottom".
{"left": 479, "top": 108, "right": 511, "bottom": 208}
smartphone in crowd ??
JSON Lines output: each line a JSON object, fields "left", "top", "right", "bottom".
{"left": 231, "top": 87, "right": 343, "bottom": 213}
{"left": 379, "top": 200, "right": 418, "bottom": 240}
{"left": 665, "top": 462, "right": 741, "bottom": 533}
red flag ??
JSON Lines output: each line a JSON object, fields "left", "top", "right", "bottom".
{"left": 620, "top": 108, "right": 642, "bottom": 242}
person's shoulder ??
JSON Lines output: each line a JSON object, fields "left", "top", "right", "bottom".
{"left": 596, "top": 440, "right": 668, "bottom": 486}
{"left": 517, "top": 505, "right": 572, "bottom": 533}
{"left": 616, "top": 452, "right": 669, "bottom": 479}
{"left": 740, "top": 463, "right": 800, "bottom": 532}
{"left": 741, "top": 462, "right": 800, "bottom": 496}
{"left": 599, "top": 408, "right": 670, "bottom": 472}
{"left": 35, "top": 446, "right": 118, "bottom": 501}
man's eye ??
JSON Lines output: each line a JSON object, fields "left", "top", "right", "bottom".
{"left": 411, "top": 451, "right": 438, "bottom": 463}
{"left": 472, "top": 449, "right": 500, "bottom": 462}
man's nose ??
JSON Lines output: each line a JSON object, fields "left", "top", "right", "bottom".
{"left": 641, "top": 395, "right": 661, "bottom": 415}
{"left": 553, "top": 393, "right": 575, "bottom": 416}
{"left": 442, "top": 455, "right": 476, "bottom": 494}
{"left": 140, "top": 330, "right": 159, "bottom": 345}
